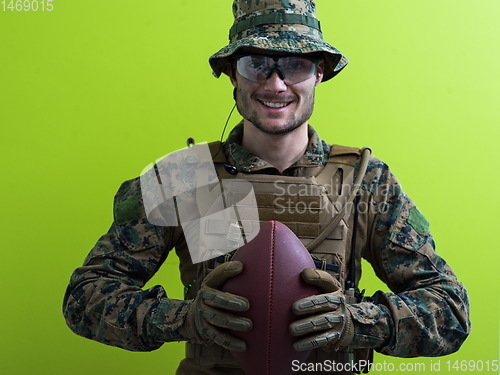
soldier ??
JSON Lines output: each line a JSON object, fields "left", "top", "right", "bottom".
{"left": 63, "top": 1, "right": 470, "bottom": 374}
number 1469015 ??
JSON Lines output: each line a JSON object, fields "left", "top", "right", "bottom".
{"left": 1, "top": 0, "right": 54, "bottom": 11}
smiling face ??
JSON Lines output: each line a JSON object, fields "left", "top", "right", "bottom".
{"left": 230, "top": 51, "right": 324, "bottom": 136}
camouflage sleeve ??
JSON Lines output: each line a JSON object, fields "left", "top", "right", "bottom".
{"left": 347, "top": 157, "right": 471, "bottom": 357}
{"left": 62, "top": 177, "right": 192, "bottom": 351}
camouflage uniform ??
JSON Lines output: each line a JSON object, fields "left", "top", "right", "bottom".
{"left": 63, "top": 123, "right": 470, "bottom": 374}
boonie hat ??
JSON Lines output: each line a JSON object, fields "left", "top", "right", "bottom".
{"left": 209, "top": 0, "right": 348, "bottom": 82}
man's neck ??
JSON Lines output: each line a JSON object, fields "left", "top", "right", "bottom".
{"left": 241, "top": 121, "right": 309, "bottom": 173}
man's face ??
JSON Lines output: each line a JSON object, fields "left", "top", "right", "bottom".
{"left": 230, "top": 51, "right": 324, "bottom": 135}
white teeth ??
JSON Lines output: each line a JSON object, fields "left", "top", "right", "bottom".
{"left": 263, "top": 101, "right": 288, "bottom": 108}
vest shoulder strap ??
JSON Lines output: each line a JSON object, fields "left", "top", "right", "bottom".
{"left": 208, "top": 141, "right": 227, "bottom": 164}
{"left": 329, "top": 144, "right": 361, "bottom": 157}
{"left": 315, "top": 144, "right": 361, "bottom": 187}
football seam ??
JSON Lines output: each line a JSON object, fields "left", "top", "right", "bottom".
{"left": 266, "top": 221, "right": 276, "bottom": 375}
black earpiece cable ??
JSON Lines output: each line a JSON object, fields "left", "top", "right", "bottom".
{"left": 213, "top": 101, "right": 237, "bottom": 161}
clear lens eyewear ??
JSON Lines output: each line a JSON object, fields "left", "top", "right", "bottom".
{"left": 235, "top": 54, "right": 318, "bottom": 85}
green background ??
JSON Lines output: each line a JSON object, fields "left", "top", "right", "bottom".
{"left": 1, "top": 0, "right": 498, "bottom": 373}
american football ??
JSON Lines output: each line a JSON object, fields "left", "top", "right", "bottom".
{"left": 222, "top": 220, "right": 319, "bottom": 375}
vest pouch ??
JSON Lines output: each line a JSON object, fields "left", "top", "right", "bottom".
{"left": 305, "top": 161, "right": 355, "bottom": 287}
{"left": 307, "top": 217, "right": 349, "bottom": 283}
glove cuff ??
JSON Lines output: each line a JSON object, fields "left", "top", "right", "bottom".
{"left": 178, "top": 299, "right": 205, "bottom": 344}
{"left": 333, "top": 306, "right": 355, "bottom": 350}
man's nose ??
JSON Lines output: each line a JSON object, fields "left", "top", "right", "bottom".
{"left": 263, "top": 70, "right": 287, "bottom": 92}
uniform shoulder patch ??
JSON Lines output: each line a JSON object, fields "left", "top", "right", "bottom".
{"left": 114, "top": 179, "right": 144, "bottom": 225}
{"left": 115, "top": 195, "right": 141, "bottom": 225}
{"left": 407, "top": 206, "right": 430, "bottom": 236}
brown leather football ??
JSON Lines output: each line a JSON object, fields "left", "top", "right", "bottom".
{"left": 222, "top": 220, "right": 319, "bottom": 375}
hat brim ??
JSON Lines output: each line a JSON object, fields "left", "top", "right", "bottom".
{"left": 209, "top": 31, "right": 348, "bottom": 82}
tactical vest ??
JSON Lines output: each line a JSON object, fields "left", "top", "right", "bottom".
{"left": 179, "top": 141, "right": 372, "bottom": 373}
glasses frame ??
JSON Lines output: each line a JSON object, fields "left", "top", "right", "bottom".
{"left": 232, "top": 54, "right": 320, "bottom": 85}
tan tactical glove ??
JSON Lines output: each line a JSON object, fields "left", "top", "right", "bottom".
{"left": 179, "top": 261, "right": 252, "bottom": 352}
{"left": 289, "top": 268, "right": 354, "bottom": 352}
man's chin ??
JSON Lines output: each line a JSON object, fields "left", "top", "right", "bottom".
{"left": 250, "top": 120, "right": 303, "bottom": 136}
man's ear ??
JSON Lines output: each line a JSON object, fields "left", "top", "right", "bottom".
{"left": 315, "top": 60, "right": 325, "bottom": 86}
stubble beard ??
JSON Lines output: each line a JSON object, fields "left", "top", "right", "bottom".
{"left": 235, "top": 88, "right": 315, "bottom": 135}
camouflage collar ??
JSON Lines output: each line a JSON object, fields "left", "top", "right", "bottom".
{"left": 223, "top": 122, "right": 330, "bottom": 174}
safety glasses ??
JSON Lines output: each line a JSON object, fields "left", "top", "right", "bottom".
{"left": 234, "top": 54, "right": 319, "bottom": 85}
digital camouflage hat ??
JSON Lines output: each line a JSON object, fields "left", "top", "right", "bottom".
{"left": 209, "top": 0, "right": 348, "bottom": 82}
